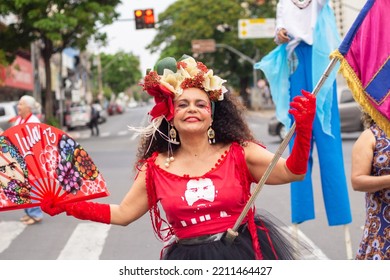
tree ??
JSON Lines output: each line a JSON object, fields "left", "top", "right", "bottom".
{"left": 91, "top": 51, "right": 142, "bottom": 97}
{"left": 146, "top": 0, "right": 276, "bottom": 107}
{"left": 0, "top": 0, "right": 121, "bottom": 120}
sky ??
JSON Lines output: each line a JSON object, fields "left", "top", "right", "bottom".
{"left": 95, "top": 0, "right": 177, "bottom": 75}
{"left": 92, "top": 0, "right": 365, "bottom": 75}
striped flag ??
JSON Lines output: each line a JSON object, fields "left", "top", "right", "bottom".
{"left": 330, "top": 0, "right": 390, "bottom": 135}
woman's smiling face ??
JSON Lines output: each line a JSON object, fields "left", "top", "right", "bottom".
{"left": 172, "top": 88, "right": 212, "bottom": 135}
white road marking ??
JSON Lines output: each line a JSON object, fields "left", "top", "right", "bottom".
{"left": 0, "top": 220, "right": 328, "bottom": 260}
{"left": 57, "top": 223, "right": 111, "bottom": 260}
{"left": 117, "top": 131, "right": 128, "bottom": 136}
{"left": 0, "top": 221, "right": 26, "bottom": 253}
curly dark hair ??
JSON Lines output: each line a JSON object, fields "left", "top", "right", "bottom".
{"left": 135, "top": 91, "right": 256, "bottom": 169}
{"left": 361, "top": 111, "right": 374, "bottom": 129}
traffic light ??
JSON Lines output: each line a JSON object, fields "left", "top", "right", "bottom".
{"left": 143, "top": 9, "right": 155, "bottom": 29}
{"left": 134, "top": 9, "right": 144, "bottom": 29}
{"left": 133, "top": 9, "right": 155, "bottom": 30}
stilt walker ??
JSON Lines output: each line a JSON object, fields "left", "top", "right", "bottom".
{"left": 253, "top": 0, "right": 353, "bottom": 258}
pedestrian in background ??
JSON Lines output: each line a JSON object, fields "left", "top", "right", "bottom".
{"left": 41, "top": 55, "right": 317, "bottom": 259}
{"left": 351, "top": 112, "right": 390, "bottom": 260}
{"left": 90, "top": 101, "right": 100, "bottom": 136}
{"left": 14, "top": 95, "right": 44, "bottom": 225}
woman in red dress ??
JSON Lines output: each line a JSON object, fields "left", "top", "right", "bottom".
{"left": 42, "top": 55, "right": 316, "bottom": 259}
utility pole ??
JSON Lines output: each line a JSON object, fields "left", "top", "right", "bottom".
{"left": 97, "top": 52, "right": 103, "bottom": 102}
{"left": 31, "top": 41, "right": 42, "bottom": 105}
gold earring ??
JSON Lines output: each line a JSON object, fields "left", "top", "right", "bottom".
{"left": 207, "top": 126, "right": 215, "bottom": 144}
{"left": 166, "top": 124, "right": 177, "bottom": 168}
{"left": 169, "top": 126, "right": 177, "bottom": 143}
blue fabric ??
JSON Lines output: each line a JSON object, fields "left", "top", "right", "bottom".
{"left": 338, "top": 0, "right": 375, "bottom": 55}
{"left": 289, "top": 43, "right": 352, "bottom": 226}
{"left": 254, "top": 44, "right": 291, "bottom": 130}
{"left": 365, "top": 58, "right": 390, "bottom": 104}
{"left": 256, "top": 2, "right": 340, "bottom": 137}
{"left": 312, "top": 3, "right": 341, "bottom": 136}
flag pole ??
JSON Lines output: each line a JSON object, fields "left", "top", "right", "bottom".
{"left": 224, "top": 57, "right": 340, "bottom": 243}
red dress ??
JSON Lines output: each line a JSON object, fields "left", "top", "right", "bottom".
{"left": 145, "top": 142, "right": 303, "bottom": 260}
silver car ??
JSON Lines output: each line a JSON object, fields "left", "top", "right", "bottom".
{"left": 65, "top": 104, "right": 91, "bottom": 131}
{"left": 268, "top": 88, "right": 364, "bottom": 141}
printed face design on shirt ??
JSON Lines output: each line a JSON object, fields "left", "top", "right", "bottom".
{"left": 184, "top": 178, "right": 215, "bottom": 206}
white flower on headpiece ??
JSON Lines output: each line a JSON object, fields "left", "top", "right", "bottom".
{"left": 160, "top": 69, "right": 185, "bottom": 96}
{"left": 179, "top": 57, "right": 200, "bottom": 77}
{"left": 202, "top": 70, "right": 227, "bottom": 101}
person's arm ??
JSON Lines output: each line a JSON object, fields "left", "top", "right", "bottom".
{"left": 275, "top": 0, "right": 290, "bottom": 44}
{"left": 351, "top": 129, "right": 390, "bottom": 192}
{"left": 245, "top": 142, "right": 303, "bottom": 185}
{"left": 246, "top": 90, "right": 315, "bottom": 185}
{"left": 42, "top": 165, "right": 150, "bottom": 225}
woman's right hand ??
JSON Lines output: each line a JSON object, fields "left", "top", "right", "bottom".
{"left": 41, "top": 197, "right": 66, "bottom": 216}
{"left": 276, "top": 28, "right": 290, "bottom": 44}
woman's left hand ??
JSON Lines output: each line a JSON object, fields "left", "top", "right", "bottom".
{"left": 289, "top": 89, "right": 316, "bottom": 130}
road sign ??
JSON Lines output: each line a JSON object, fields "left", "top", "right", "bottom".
{"left": 238, "top": 18, "right": 275, "bottom": 39}
{"left": 191, "top": 39, "right": 216, "bottom": 53}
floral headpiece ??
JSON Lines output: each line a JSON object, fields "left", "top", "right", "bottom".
{"left": 141, "top": 55, "right": 227, "bottom": 121}
{"left": 129, "top": 55, "right": 227, "bottom": 141}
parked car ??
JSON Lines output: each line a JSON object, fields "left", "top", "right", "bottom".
{"left": 268, "top": 88, "right": 364, "bottom": 141}
{"left": 65, "top": 104, "right": 91, "bottom": 131}
{"left": 92, "top": 103, "right": 107, "bottom": 124}
{"left": 0, "top": 101, "right": 18, "bottom": 132}
{"left": 107, "top": 102, "right": 123, "bottom": 115}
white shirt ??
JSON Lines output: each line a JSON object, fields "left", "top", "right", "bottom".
{"left": 276, "top": 0, "right": 327, "bottom": 47}
{"left": 14, "top": 114, "right": 41, "bottom": 125}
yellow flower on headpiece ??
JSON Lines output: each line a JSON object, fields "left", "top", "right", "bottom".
{"left": 160, "top": 69, "right": 185, "bottom": 96}
{"left": 203, "top": 70, "right": 227, "bottom": 101}
{"left": 178, "top": 57, "right": 200, "bottom": 78}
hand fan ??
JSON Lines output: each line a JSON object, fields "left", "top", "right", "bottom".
{"left": 0, "top": 122, "right": 109, "bottom": 211}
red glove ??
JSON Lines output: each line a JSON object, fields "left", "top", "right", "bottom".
{"left": 286, "top": 90, "right": 316, "bottom": 174}
{"left": 41, "top": 197, "right": 111, "bottom": 224}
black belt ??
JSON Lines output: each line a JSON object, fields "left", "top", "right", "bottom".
{"left": 176, "top": 224, "right": 247, "bottom": 245}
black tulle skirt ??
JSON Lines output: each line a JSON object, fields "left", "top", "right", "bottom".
{"left": 163, "top": 211, "right": 314, "bottom": 260}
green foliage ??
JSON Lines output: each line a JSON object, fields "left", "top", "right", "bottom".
{"left": 45, "top": 115, "right": 60, "bottom": 128}
{"left": 90, "top": 51, "right": 142, "bottom": 96}
{"left": 147, "top": 0, "right": 277, "bottom": 92}
{"left": 0, "top": 0, "right": 121, "bottom": 118}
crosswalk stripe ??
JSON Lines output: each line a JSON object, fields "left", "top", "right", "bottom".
{"left": 0, "top": 221, "right": 26, "bottom": 253}
{"left": 57, "top": 223, "right": 111, "bottom": 260}
{"left": 0, "top": 220, "right": 327, "bottom": 259}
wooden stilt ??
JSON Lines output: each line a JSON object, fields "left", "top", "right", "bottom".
{"left": 344, "top": 224, "right": 353, "bottom": 259}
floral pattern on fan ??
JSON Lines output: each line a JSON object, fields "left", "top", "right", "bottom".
{"left": 40, "top": 145, "right": 59, "bottom": 178}
{"left": 0, "top": 123, "right": 109, "bottom": 211}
